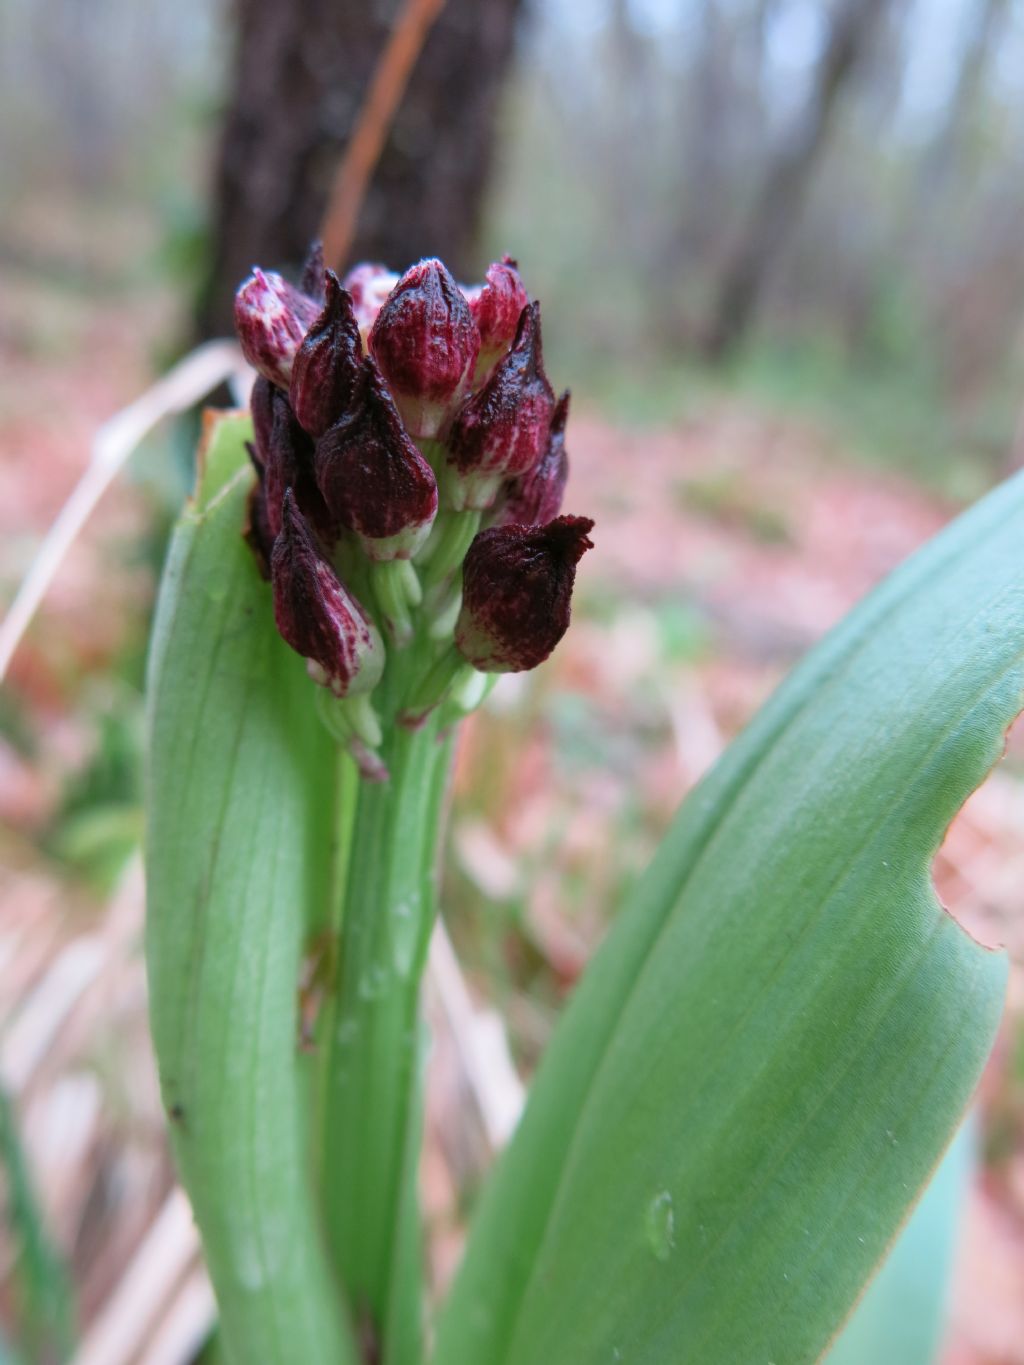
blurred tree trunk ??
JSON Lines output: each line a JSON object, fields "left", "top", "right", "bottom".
{"left": 197, "top": 0, "right": 523, "bottom": 338}
{"left": 921, "top": 0, "right": 1009, "bottom": 197}
{"left": 700, "top": 0, "right": 890, "bottom": 361}
{"left": 687, "top": 0, "right": 733, "bottom": 261}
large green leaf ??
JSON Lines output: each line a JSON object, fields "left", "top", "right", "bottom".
{"left": 145, "top": 414, "right": 356, "bottom": 1365}
{"left": 825, "top": 1119, "right": 972, "bottom": 1365}
{"left": 435, "top": 471, "right": 1024, "bottom": 1365}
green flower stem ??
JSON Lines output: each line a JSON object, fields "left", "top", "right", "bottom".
{"left": 419, "top": 510, "right": 481, "bottom": 589}
{"left": 319, "top": 702, "right": 455, "bottom": 1363}
{"left": 309, "top": 745, "right": 359, "bottom": 1191}
{"left": 400, "top": 646, "right": 474, "bottom": 726}
{"left": 374, "top": 560, "right": 418, "bottom": 646}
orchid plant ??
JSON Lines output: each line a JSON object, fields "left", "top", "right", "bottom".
{"left": 145, "top": 247, "right": 1024, "bottom": 1365}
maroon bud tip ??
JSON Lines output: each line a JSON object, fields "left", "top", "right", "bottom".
{"left": 271, "top": 491, "right": 384, "bottom": 696}
{"left": 234, "top": 267, "right": 321, "bottom": 389}
{"left": 454, "top": 514, "right": 594, "bottom": 673}
{"left": 446, "top": 302, "right": 556, "bottom": 508}
{"left": 289, "top": 272, "right": 364, "bottom": 437}
{"left": 300, "top": 240, "right": 326, "bottom": 301}
{"left": 495, "top": 389, "right": 570, "bottom": 527}
{"left": 315, "top": 358, "right": 438, "bottom": 558}
{"left": 468, "top": 258, "right": 530, "bottom": 379}
{"left": 369, "top": 258, "right": 480, "bottom": 437}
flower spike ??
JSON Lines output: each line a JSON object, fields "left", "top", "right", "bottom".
{"left": 271, "top": 491, "right": 385, "bottom": 697}
{"left": 455, "top": 515, "right": 594, "bottom": 672}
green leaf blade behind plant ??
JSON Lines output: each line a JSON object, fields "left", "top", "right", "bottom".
{"left": 145, "top": 414, "right": 355, "bottom": 1365}
{"left": 435, "top": 471, "right": 1024, "bottom": 1365}
{"left": 826, "top": 1118, "right": 972, "bottom": 1365}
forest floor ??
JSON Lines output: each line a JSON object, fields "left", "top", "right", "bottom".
{"left": 1, "top": 250, "right": 1023, "bottom": 1363}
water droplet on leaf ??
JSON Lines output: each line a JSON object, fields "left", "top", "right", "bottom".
{"left": 645, "top": 1190, "right": 675, "bottom": 1262}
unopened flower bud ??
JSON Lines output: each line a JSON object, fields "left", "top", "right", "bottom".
{"left": 315, "top": 358, "right": 438, "bottom": 559}
{"left": 369, "top": 258, "right": 480, "bottom": 437}
{"left": 445, "top": 302, "right": 555, "bottom": 510}
{"left": 272, "top": 491, "right": 384, "bottom": 696}
{"left": 263, "top": 386, "right": 327, "bottom": 541}
{"left": 495, "top": 389, "right": 570, "bottom": 527}
{"left": 249, "top": 375, "right": 276, "bottom": 467}
{"left": 466, "top": 256, "right": 529, "bottom": 383}
{"left": 300, "top": 239, "right": 327, "bottom": 302}
{"left": 289, "top": 272, "right": 364, "bottom": 437}
{"left": 455, "top": 515, "right": 594, "bottom": 672}
{"left": 234, "top": 268, "right": 321, "bottom": 389}
{"left": 343, "top": 262, "right": 400, "bottom": 343}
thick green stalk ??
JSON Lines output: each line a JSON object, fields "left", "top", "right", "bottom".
{"left": 320, "top": 698, "right": 454, "bottom": 1363}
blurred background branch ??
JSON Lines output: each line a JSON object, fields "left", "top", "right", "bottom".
{"left": 319, "top": 0, "right": 449, "bottom": 272}
{"left": 195, "top": 0, "right": 522, "bottom": 336}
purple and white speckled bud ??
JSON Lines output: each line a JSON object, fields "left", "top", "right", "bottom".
{"left": 289, "top": 272, "right": 364, "bottom": 438}
{"left": 369, "top": 259, "right": 480, "bottom": 438}
{"left": 455, "top": 515, "right": 594, "bottom": 673}
{"left": 343, "top": 263, "right": 400, "bottom": 345}
{"left": 445, "top": 302, "right": 555, "bottom": 510}
{"left": 234, "top": 268, "right": 321, "bottom": 389}
{"left": 271, "top": 491, "right": 384, "bottom": 696}
{"left": 465, "top": 256, "right": 530, "bottom": 384}
{"left": 315, "top": 359, "right": 438, "bottom": 560}
{"left": 494, "top": 389, "right": 570, "bottom": 528}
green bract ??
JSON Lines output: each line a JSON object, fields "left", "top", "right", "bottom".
{"left": 146, "top": 415, "right": 358, "bottom": 1364}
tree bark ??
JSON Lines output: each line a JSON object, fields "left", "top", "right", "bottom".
{"left": 197, "top": 0, "right": 523, "bottom": 339}
{"left": 701, "top": 0, "right": 890, "bottom": 361}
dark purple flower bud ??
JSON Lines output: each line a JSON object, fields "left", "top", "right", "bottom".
{"left": 289, "top": 272, "right": 364, "bottom": 438}
{"left": 454, "top": 515, "right": 594, "bottom": 673}
{"left": 343, "top": 262, "right": 399, "bottom": 341}
{"left": 369, "top": 258, "right": 480, "bottom": 438}
{"left": 243, "top": 448, "right": 274, "bottom": 579}
{"left": 263, "top": 386, "right": 331, "bottom": 541}
{"left": 495, "top": 389, "right": 570, "bottom": 527}
{"left": 234, "top": 268, "right": 321, "bottom": 389}
{"left": 300, "top": 240, "right": 327, "bottom": 302}
{"left": 446, "top": 303, "right": 555, "bottom": 510}
{"left": 315, "top": 358, "right": 438, "bottom": 559}
{"left": 466, "top": 256, "right": 529, "bottom": 382}
{"left": 249, "top": 376, "right": 276, "bottom": 467}
{"left": 271, "top": 491, "right": 385, "bottom": 697}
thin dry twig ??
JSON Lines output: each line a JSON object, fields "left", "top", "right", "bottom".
{"left": 427, "top": 919, "right": 525, "bottom": 1150}
{"left": 0, "top": 341, "right": 248, "bottom": 684}
{"left": 320, "top": 0, "right": 449, "bottom": 272}
{"left": 69, "top": 1187, "right": 201, "bottom": 1365}
{"left": 138, "top": 1270, "right": 216, "bottom": 1365}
